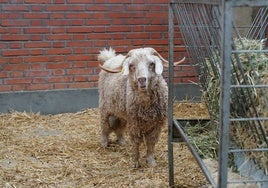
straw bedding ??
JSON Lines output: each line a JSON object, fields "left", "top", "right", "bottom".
{"left": 0, "top": 103, "right": 209, "bottom": 188}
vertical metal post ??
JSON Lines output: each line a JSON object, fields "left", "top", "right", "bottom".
{"left": 218, "top": 0, "right": 233, "bottom": 187}
{"left": 168, "top": 1, "right": 175, "bottom": 187}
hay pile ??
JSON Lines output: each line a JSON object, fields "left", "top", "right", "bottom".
{"left": 0, "top": 103, "right": 209, "bottom": 188}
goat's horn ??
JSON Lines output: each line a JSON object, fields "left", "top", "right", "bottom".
{"left": 152, "top": 49, "right": 186, "bottom": 67}
{"left": 99, "top": 62, "right": 122, "bottom": 73}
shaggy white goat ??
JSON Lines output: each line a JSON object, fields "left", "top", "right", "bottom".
{"left": 98, "top": 47, "right": 185, "bottom": 168}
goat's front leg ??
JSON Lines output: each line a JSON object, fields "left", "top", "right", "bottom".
{"left": 131, "top": 135, "right": 142, "bottom": 168}
{"left": 145, "top": 127, "right": 162, "bottom": 167}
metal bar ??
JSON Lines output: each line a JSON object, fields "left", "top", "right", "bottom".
{"left": 232, "top": 49, "right": 268, "bottom": 53}
{"left": 173, "top": 120, "right": 216, "bottom": 187}
{"left": 230, "top": 117, "right": 268, "bottom": 122}
{"left": 229, "top": 148, "right": 268, "bottom": 152}
{"left": 231, "top": 84, "right": 268, "bottom": 88}
{"left": 218, "top": 1, "right": 233, "bottom": 187}
{"left": 168, "top": 2, "right": 175, "bottom": 187}
{"left": 228, "top": 179, "right": 268, "bottom": 184}
{"left": 232, "top": 0, "right": 268, "bottom": 7}
{"left": 170, "top": 0, "right": 221, "bottom": 5}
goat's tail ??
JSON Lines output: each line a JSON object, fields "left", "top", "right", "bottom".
{"left": 98, "top": 47, "right": 116, "bottom": 63}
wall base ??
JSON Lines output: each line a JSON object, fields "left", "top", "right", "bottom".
{"left": 0, "top": 84, "right": 201, "bottom": 114}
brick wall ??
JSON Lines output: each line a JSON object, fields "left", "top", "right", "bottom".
{"left": 0, "top": 0, "right": 196, "bottom": 92}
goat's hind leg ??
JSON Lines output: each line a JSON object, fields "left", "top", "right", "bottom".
{"left": 111, "top": 117, "right": 126, "bottom": 146}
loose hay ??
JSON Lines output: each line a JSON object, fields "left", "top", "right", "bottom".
{"left": 0, "top": 104, "right": 208, "bottom": 188}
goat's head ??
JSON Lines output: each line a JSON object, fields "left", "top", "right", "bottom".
{"left": 99, "top": 47, "right": 185, "bottom": 91}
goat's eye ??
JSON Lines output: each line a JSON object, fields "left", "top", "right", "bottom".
{"left": 149, "top": 62, "right": 155, "bottom": 68}
{"left": 129, "top": 63, "right": 135, "bottom": 70}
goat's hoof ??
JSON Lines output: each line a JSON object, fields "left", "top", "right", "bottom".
{"left": 101, "top": 136, "right": 108, "bottom": 148}
{"left": 133, "top": 161, "right": 141, "bottom": 168}
{"left": 117, "top": 137, "right": 125, "bottom": 146}
{"left": 146, "top": 157, "right": 157, "bottom": 167}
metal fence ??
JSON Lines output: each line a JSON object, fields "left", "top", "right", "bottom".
{"left": 168, "top": 0, "right": 268, "bottom": 187}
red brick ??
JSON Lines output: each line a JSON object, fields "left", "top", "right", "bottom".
{"left": 25, "top": 0, "right": 51, "bottom": 3}
{"left": 70, "top": 20, "right": 84, "bottom": 26}
{"left": 30, "top": 35, "right": 43, "bottom": 41}
{"left": 9, "top": 43, "right": 22, "bottom": 49}
{"left": 24, "top": 56, "right": 50, "bottom": 63}
{"left": 26, "top": 84, "right": 51, "bottom": 91}
{"left": 67, "top": 27, "right": 92, "bottom": 33}
{"left": 46, "top": 48, "right": 71, "bottom": 55}
{"left": 67, "top": 41, "right": 91, "bottom": 47}
{"left": 65, "top": 13, "right": 90, "bottom": 19}
{"left": 31, "top": 5, "right": 43, "bottom": 11}
{"left": 108, "top": 39, "right": 132, "bottom": 46}
{"left": 73, "top": 48, "right": 85, "bottom": 54}
{"left": 87, "top": 5, "right": 110, "bottom": 11}
{"left": 2, "top": 49, "right": 29, "bottom": 56}
{"left": 48, "top": 76, "right": 73, "bottom": 83}
{"left": 46, "top": 4, "right": 72, "bottom": 11}
{"left": 74, "top": 76, "right": 87, "bottom": 82}
{"left": 86, "top": 19, "right": 111, "bottom": 25}
{"left": 68, "top": 0, "right": 94, "bottom": 3}
{"left": 67, "top": 68, "right": 91, "bottom": 75}
{"left": 25, "top": 70, "right": 50, "bottom": 77}
{"left": 10, "top": 71, "right": 24, "bottom": 77}
{"left": 53, "top": 0, "right": 65, "bottom": 3}
{"left": 31, "top": 49, "right": 43, "bottom": 55}
{"left": 46, "top": 34, "right": 72, "bottom": 40}
{"left": 24, "top": 42, "right": 51, "bottom": 48}
{"left": 52, "top": 27, "right": 65, "bottom": 33}
{"left": 53, "top": 42, "right": 65, "bottom": 48}
{"left": 73, "top": 62, "right": 86, "bottom": 68}
{"left": 1, "top": 19, "right": 29, "bottom": 27}
{"left": 68, "top": 82, "right": 94, "bottom": 89}
{"left": 0, "top": 85, "right": 11, "bottom": 92}
{"left": 53, "top": 69, "right": 65, "bottom": 76}
{"left": 2, "top": 5, "right": 28, "bottom": 11}
{"left": 107, "top": 26, "right": 131, "bottom": 32}
{"left": 1, "top": 35, "right": 29, "bottom": 41}
{"left": 6, "top": 78, "right": 32, "bottom": 84}
{"left": 0, "top": 72, "right": 8, "bottom": 78}
{"left": 54, "top": 83, "right": 68, "bottom": 89}
{"left": 73, "top": 34, "right": 86, "bottom": 40}
{"left": 24, "top": 28, "right": 50, "bottom": 34}
{"left": 31, "top": 63, "right": 44, "bottom": 70}
{"left": 107, "top": 0, "right": 131, "bottom": 3}
{"left": 9, "top": 57, "right": 23, "bottom": 64}
{"left": 66, "top": 55, "right": 91, "bottom": 61}
{"left": 32, "top": 77, "right": 47, "bottom": 84}
{"left": 46, "top": 62, "right": 72, "bottom": 69}
{"left": 24, "top": 13, "right": 49, "bottom": 19}
{"left": 50, "top": 13, "right": 65, "bottom": 19}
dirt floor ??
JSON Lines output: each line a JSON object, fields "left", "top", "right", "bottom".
{"left": 0, "top": 102, "right": 212, "bottom": 187}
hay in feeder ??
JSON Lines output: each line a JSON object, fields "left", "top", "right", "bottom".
{"left": 201, "top": 37, "right": 268, "bottom": 174}
{"left": 0, "top": 103, "right": 209, "bottom": 187}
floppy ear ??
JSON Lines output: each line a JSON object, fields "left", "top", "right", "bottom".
{"left": 154, "top": 58, "right": 163, "bottom": 75}
{"left": 121, "top": 59, "right": 130, "bottom": 75}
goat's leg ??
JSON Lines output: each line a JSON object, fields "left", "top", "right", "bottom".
{"left": 100, "top": 114, "right": 111, "bottom": 148}
{"left": 131, "top": 135, "right": 142, "bottom": 168}
{"left": 145, "top": 127, "right": 162, "bottom": 167}
{"left": 112, "top": 118, "right": 126, "bottom": 146}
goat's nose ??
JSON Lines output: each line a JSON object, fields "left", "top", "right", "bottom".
{"left": 138, "top": 77, "right": 146, "bottom": 84}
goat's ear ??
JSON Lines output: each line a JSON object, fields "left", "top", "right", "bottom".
{"left": 155, "top": 59, "right": 163, "bottom": 75}
{"left": 121, "top": 61, "right": 130, "bottom": 75}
